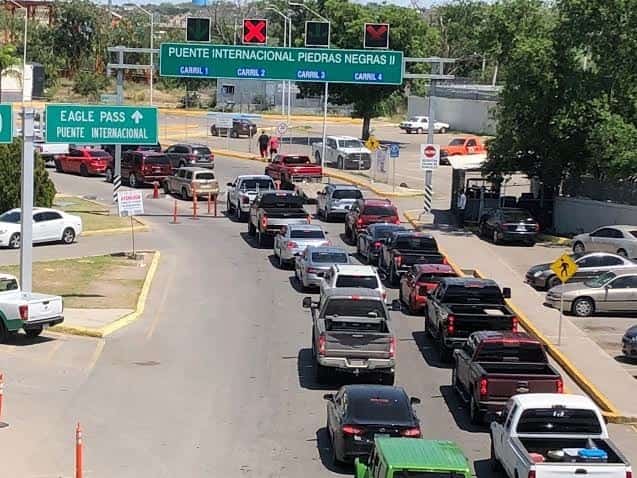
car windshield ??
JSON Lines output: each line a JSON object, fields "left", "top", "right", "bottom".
{"left": 373, "top": 225, "right": 406, "bottom": 239}
{"left": 449, "top": 138, "right": 465, "bottom": 146}
{"left": 312, "top": 252, "right": 348, "bottom": 264}
{"left": 363, "top": 206, "right": 396, "bottom": 216}
{"left": 283, "top": 155, "right": 310, "bottom": 164}
{"left": 394, "top": 236, "right": 438, "bottom": 251}
{"left": 347, "top": 395, "right": 411, "bottom": 422}
{"left": 443, "top": 284, "right": 504, "bottom": 304}
{"left": 340, "top": 140, "right": 363, "bottom": 148}
{"left": 502, "top": 210, "right": 535, "bottom": 222}
{"left": 290, "top": 230, "right": 325, "bottom": 239}
{"left": 335, "top": 275, "right": 379, "bottom": 289}
{"left": 195, "top": 172, "right": 215, "bottom": 180}
{"left": 0, "top": 278, "right": 19, "bottom": 292}
{"left": 0, "top": 211, "right": 20, "bottom": 223}
{"left": 584, "top": 271, "right": 616, "bottom": 288}
{"left": 332, "top": 189, "right": 363, "bottom": 200}
{"left": 193, "top": 147, "right": 211, "bottom": 156}
{"left": 516, "top": 408, "right": 602, "bottom": 434}
{"left": 323, "top": 298, "right": 386, "bottom": 319}
{"left": 241, "top": 179, "right": 274, "bottom": 190}
{"left": 145, "top": 155, "right": 170, "bottom": 165}
{"left": 89, "top": 150, "right": 110, "bottom": 158}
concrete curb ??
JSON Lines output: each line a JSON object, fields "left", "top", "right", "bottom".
{"left": 538, "top": 233, "right": 572, "bottom": 246}
{"left": 213, "top": 148, "right": 424, "bottom": 198}
{"left": 50, "top": 251, "right": 161, "bottom": 338}
{"left": 402, "top": 210, "right": 637, "bottom": 424}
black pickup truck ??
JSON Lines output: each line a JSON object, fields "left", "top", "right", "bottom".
{"left": 452, "top": 331, "right": 562, "bottom": 424}
{"left": 378, "top": 231, "right": 446, "bottom": 285}
{"left": 425, "top": 277, "right": 516, "bottom": 361}
{"left": 248, "top": 190, "right": 310, "bottom": 247}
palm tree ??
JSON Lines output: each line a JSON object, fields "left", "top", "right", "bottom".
{"left": 0, "top": 44, "right": 20, "bottom": 102}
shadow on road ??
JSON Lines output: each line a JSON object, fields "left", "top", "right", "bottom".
{"left": 411, "top": 331, "right": 451, "bottom": 369}
{"left": 288, "top": 276, "right": 316, "bottom": 295}
{"left": 315, "top": 427, "right": 352, "bottom": 475}
{"left": 3, "top": 333, "right": 56, "bottom": 347}
{"left": 439, "top": 384, "right": 488, "bottom": 434}
{"left": 239, "top": 231, "right": 273, "bottom": 249}
{"left": 474, "top": 458, "right": 504, "bottom": 478}
{"left": 297, "top": 348, "right": 338, "bottom": 391}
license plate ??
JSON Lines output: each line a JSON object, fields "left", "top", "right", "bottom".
{"left": 350, "top": 359, "right": 366, "bottom": 366}
{"left": 354, "top": 435, "right": 362, "bottom": 441}
{"left": 374, "top": 433, "right": 390, "bottom": 438}
{"left": 516, "top": 226, "right": 527, "bottom": 231}
{"left": 516, "top": 386, "right": 529, "bottom": 393}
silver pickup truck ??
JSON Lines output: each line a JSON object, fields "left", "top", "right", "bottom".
{"left": 303, "top": 287, "right": 400, "bottom": 385}
{"left": 248, "top": 190, "right": 310, "bottom": 247}
{"left": 316, "top": 183, "right": 363, "bottom": 221}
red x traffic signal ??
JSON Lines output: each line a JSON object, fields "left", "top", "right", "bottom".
{"left": 243, "top": 19, "right": 267, "bottom": 45}
{"left": 364, "top": 23, "right": 389, "bottom": 49}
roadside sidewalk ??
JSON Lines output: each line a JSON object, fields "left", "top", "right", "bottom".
{"left": 404, "top": 210, "right": 637, "bottom": 422}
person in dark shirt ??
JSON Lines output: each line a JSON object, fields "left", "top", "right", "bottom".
{"left": 257, "top": 131, "right": 270, "bottom": 159}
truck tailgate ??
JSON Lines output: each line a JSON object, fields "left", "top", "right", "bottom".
{"left": 447, "top": 305, "right": 515, "bottom": 337}
{"left": 536, "top": 463, "right": 628, "bottom": 478}
{"left": 324, "top": 331, "right": 392, "bottom": 359}
{"left": 399, "top": 252, "right": 446, "bottom": 266}
{"left": 26, "top": 293, "right": 63, "bottom": 322}
{"left": 484, "top": 374, "right": 561, "bottom": 400}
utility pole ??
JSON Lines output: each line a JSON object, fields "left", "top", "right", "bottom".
{"left": 19, "top": 108, "right": 35, "bottom": 293}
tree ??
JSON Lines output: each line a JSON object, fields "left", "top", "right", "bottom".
{"left": 0, "top": 140, "right": 57, "bottom": 213}
{"left": 0, "top": 44, "right": 20, "bottom": 102}
{"left": 73, "top": 70, "right": 109, "bottom": 100}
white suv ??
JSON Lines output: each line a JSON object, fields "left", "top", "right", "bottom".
{"left": 319, "top": 264, "right": 386, "bottom": 301}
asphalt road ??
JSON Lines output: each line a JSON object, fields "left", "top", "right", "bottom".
{"left": 1, "top": 155, "right": 636, "bottom": 477}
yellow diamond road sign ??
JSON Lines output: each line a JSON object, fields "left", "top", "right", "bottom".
{"left": 365, "top": 136, "right": 380, "bottom": 151}
{"left": 550, "top": 253, "right": 579, "bottom": 283}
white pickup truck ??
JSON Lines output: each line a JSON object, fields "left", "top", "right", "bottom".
{"left": 226, "top": 175, "right": 276, "bottom": 220}
{"left": 311, "top": 136, "right": 372, "bottom": 170}
{"left": 0, "top": 274, "right": 64, "bottom": 342}
{"left": 490, "top": 393, "right": 632, "bottom": 478}
{"left": 34, "top": 140, "right": 69, "bottom": 165}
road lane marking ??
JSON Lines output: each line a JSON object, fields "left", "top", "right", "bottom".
{"left": 85, "top": 338, "right": 106, "bottom": 373}
{"left": 145, "top": 254, "right": 176, "bottom": 341}
{"left": 45, "top": 340, "right": 64, "bottom": 361}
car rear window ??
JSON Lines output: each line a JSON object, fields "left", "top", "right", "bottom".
{"left": 260, "top": 193, "right": 304, "bottom": 208}
{"left": 0, "top": 278, "right": 19, "bottom": 292}
{"left": 241, "top": 179, "right": 274, "bottom": 190}
{"left": 290, "top": 230, "right": 325, "bottom": 239}
{"left": 332, "top": 189, "right": 362, "bottom": 200}
{"left": 475, "top": 342, "right": 546, "bottom": 362}
{"left": 89, "top": 150, "right": 110, "bottom": 158}
{"left": 373, "top": 225, "right": 406, "bottom": 238}
{"left": 193, "top": 147, "right": 211, "bottom": 156}
{"left": 348, "top": 395, "right": 411, "bottom": 422}
{"left": 312, "top": 252, "right": 348, "bottom": 264}
{"left": 144, "top": 155, "right": 170, "bottom": 165}
{"left": 194, "top": 172, "right": 215, "bottom": 180}
{"left": 516, "top": 408, "right": 602, "bottom": 434}
{"left": 502, "top": 210, "right": 535, "bottom": 222}
{"left": 323, "top": 298, "right": 386, "bottom": 319}
{"left": 443, "top": 284, "right": 504, "bottom": 304}
{"left": 335, "top": 275, "right": 379, "bottom": 289}
{"left": 449, "top": 138, "right": 465, "bottom": 146}
{"left": 418, "top": 273, "right": 456, "bottom": 284}
{"left": 363, "top": 206, "right": 396, "bottom": 216}
{"left": 283, "top": 155, "right": 311, "bottom": 164}
{"left": 0, "top": 211, "right": 21, "bottom": 223}
{"left": 394, "top": 236, "right": 438, "bottom": 251}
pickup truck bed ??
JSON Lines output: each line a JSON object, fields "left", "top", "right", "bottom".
{"left": 443, "top": 303, "right": 516, "bottom": 337}
{"left": 518, "top": 437, "right": 625, "bottom": 464}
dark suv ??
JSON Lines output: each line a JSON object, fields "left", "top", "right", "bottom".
{"left": 165, "top": 143, "right": 215, "bottom": 169}
{"left": 344, "top": 199, "right": 400, "bottom": 244}
{"left": 210, "top": 119, "right": 257, "bottom": 138}
{"left": 106, "top": 151, "right": 173, "bottom": 188}
{"left": 102, "top": 143, "right": 162, "bottom": 159}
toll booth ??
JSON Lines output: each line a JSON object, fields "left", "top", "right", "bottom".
{"left": 448, "top": 154, "right": 500, "bottom": 223}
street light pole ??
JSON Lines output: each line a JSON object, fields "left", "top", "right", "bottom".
{"left": 8, "top": 0, "right": 27, "bottom": 102}
{"left": 266, "top": 6, "right": 291, "bottom": 117}
{"left": 135, "top": 5, "right": 154, "bottom": 105}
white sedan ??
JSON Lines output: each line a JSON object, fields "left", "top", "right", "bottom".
{"left": 572, "top": 225, "right": 637, "bottom": 259}
{"left": 0, "top": 207, "right": 82, "bottom": 249}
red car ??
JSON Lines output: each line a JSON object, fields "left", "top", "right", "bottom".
{"left": 399, "top": 263, "right": 458, "bottom": 314}
{"left": 344, "top": 198, "right": 400, "bottom": 244}
{"left": 55, "top": 147, "right": 112, "bottom": 176}
{"left": 265, "top": 154, "right": 323, "bottom": 184}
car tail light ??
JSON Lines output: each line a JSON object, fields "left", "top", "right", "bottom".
{"left": 286, "top": 241, "right": 298, "bottom": 249}
{"left": 19, "top": 304, "right": 28, "bottom": 321}
{"left": 389, "top": 336, "right": 396, "bottom": 358}
{"left": 373, "top": 241, "right": 382, "bottom": 248}
{"left": 342, "top": 425, "right": 363, "bottom": 436}
{"left": 381, "top": 291, "right": 387, "bottom": 300}
{"left": 512, "top": 316, "right": 518, "bottom": 332}
{"left": 322, "top": 241, "right": 331, "bottom": 246}
{"left": 625, "top": 471, "right": 632, "bottom": 478}
{"left": 307, "top": 267, "right": 320, "bottom": 274}
{"left": 528, "top": 471, "right": 536, "bottom": 478}
{"left": 401, "top": 427, "right": 421, "bottom": 437}
{"left": 479, "top": 378, "right": 488, "bottom": 398}
{"left": 241, "top": 196, "right": 250, "bottom": 204}
{"left": 442, "top": 257, "right": 449, "bottom": 265}
{"left": 356, "top": 218, "right": 363, "bottom": 227}
{"left": 447, "top": 315, "right": 455, "bottom": 335}
{"left": 261, "top": 216, "right": 268, "bottom": 229}
{"left": 556, "top": 378, "right": 564, "bottom": 394}
{"left": 318, "top": 333, "right": 326, "bottom": 356}
{"left": 395, "top": 255, "right": 402, "bottom": 267}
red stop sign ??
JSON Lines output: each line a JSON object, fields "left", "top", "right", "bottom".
{"left": 423, "top": 145, "right": 437, "bottom": 158}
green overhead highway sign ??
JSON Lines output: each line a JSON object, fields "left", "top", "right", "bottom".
{"left": 45, "top": 104, "right": 158, "bottom": 145}
{"left": 159, "top": 43, "right": 403, "bottom": 85}
{"left": 0, "top": 104, "right": 13, "bottom": 143}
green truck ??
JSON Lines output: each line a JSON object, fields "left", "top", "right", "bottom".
{"left": 355, "top": 437, "right": 471, "bottom": 478}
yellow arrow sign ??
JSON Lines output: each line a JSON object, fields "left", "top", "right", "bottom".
{"left": 550, "top": 253, "right": 579, "bottom": 283}
{"left": 365, "top": 136, "right": 380, "bottom": 151}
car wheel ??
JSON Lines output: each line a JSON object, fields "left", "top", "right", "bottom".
{"left": 61, "top": 227, "right": 76, "bottom": 245}
{"left": 439, "top": 127, "right": 447, "bottom": 134}
{"left": 54, "top": 159, "right": 63, "bottom": 172}
{"left": 469, "top": 395, "right": 483, "bottom": 425}
{"left": 105, "top": 168, "right": 113, "bottom": 183}
{"left": 438, "top": 331, "right": 452, "bottom": 362}
{"left": 0, "top": 322, "right": 7, "bottom": 344}
{"left": 492, "top": 229, "right": 501, "bottom": 245}
{"left": 356, "top": 240, "right": 363, "bottom": 260}
{"left": 231, "top": 130, "right": 239, "bottom": 139}
{"left": 314, "top": 151, "right": 321, "bottom": 164}
{"left": 80, "top": 164, "right": 89, "bottom": 177}
{"left": 478, "top": 222, "right": 486, "bottom": 238}
{"left": 248, "top": 222, "right": 256, "bottom": 236}
{"left": 337, "top": 156, "right": 344, "bottom": 169}
{"left": 490, "top": 439, "right": 503, "bottom": 471}
{"left": 572, "top": 297, "right": 595, "bottom": 317}
{"left": 235, "top": 203, "right": 242, "bottom": 220}
{"left": 181, "top": 187, "right": 190, "bottom": 200}
{"left": 408, "top": 297, "right": 418, "bottom": 316}
{"left": 164, "top": 182, "right": 171, "bottom": 195}
{"left": 8, "top": 233, "right": 20, "bottom": 249}
{"left": 315, "top": 361, "right": 329, "bottom": 383}
{"left": 547, "top": 275, "right": 562, "bottom": 289}
{"left": 257, "top": 230, "right": 264, "bottom": 248}
{"left": 129, "top": 173, "right": 138, "bottom": 188}
{"left": 406, "top": 129, "right": 412, "bottom": 134}
{"left": 211, "top": 126, "right": 217, "bottom": 136}
{"left": 278, "top": 251, "right": 286, "bottom": 269}
{"left": 617, "top": 248, "right": 628, "bottom": 258}
{"left": 417, "top": 128, "right": 423, "bottom": 134}
{"left": 573, "top": 241, "right": 585, "bottom": 253}
{"left": 25, "top": 326, "right": 43, "bottom": 338}
{"left": 451, "top": 368, "right": 461, "bottom": 395}
{"left": 389, "top": 264, "right": 399, "bottom": 286}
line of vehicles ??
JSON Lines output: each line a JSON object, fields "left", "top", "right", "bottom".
{"left": 218, "top": 171, "right": 633, "bottom": 478}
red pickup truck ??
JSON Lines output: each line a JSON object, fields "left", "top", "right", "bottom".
{"left": 452, "top": 331, "right": 562, "bottom": 424}
{"left": 265, "top": 154, "right": 323, "bottom": 185}
{"left": 440, "top": 136, "right": 486, "bottom": 164}
{"left": 399, "top": 264, "right": 457, "bottom": 315}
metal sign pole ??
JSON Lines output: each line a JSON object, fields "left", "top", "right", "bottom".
{"left": 320, "top": 82, "right": 328, "bottom": 168}
{"left": 558, "top": 292, "right": 564, "bottom": 346}
{"left": 19, "top": 107, "right": 34, "bottom": 294}
{"left": 392, "top": 154, "right": 396, "bottom": 192}
{"left": 113, "top": 49, "right": 124, "bottom": 204}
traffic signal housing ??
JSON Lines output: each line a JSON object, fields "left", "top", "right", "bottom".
{"left": 243, "top": 19, "right": 268, "bottom": 45}
{"left": 305, "top": 21, "right": 330, "bottom": 47}
{"left": 186, "top": 17, "right": 211, "bottom": 42}
{"left": 364, "top": 23, "right": 389, "bottom": 49}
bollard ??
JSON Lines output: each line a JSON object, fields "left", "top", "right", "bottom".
{"left": 213, "top": 194, "right": 218, "bottom": 217}
{"left": 152, "top": 181, "right": 159, "bottom": 199}
{"left": 192, "top": 183, "right": 199, "bottom": 220}
{"left": 171, "top": 199, "right": 179, "bottom": 224}
{"left": 207, "top": 192, "right": 211, "bottom": 215}
{"left": 75, "top": 422, "right": 83, "bottom": 478}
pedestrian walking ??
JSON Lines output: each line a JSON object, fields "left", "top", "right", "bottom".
{"left": 457, "top": 189, "right": 467, "bottom": 228}
{"left": 257, "top": 131, "right": 270, "bottom": 159}
{"left": 269, "top": 135, "right": 280, "bottom": 159}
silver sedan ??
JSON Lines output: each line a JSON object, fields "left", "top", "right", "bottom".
{"left": 294, "top": 246, "right": 351, "bottom": 290}
{"left": 273, "top": 224, "right": 330, "bottom": 268}
{"left": 573, "top": 225, "right": 637, "bottom": 259}
{"left": 544, "top": 268, "right": 637, "bottom": 317}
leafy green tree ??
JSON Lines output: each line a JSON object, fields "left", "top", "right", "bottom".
{"left": 0, "top": 44, "right": 20, "bottom": 102}
{"left": 53, "top": 0, "right": 102, "bottom": 75}
{"left": 72, "top": 70, "right": 109, "bottom": 100}
{"left": 0, "top": 140, "right": 57, "bottom": 213}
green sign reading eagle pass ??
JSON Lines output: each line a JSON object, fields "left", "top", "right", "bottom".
{"left": 45, "top": 104, "right": 158, "bottom": 145}
{"left": 159, "top": 42, "right": 403, "bottom": 85}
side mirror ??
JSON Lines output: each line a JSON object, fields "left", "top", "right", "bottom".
{"left": 502, "top": 287, "right": 511, "bottom": 299}
{"left": 410, "top": 397, "right": 421, "bottom": 405}
{"left": 323, "top": 393, "right": 334, "bottom": 401}
{"left": 354, "top": 458, "right": 369, "bottom": 478}
{"left": 226, "top": 182, "right": 233, "bottom": 187}
{"left": 302, "top": 297, "right": 312, "bottom": 308}
{"left": 391, "top": 299, "right": 401, "bottom": 311}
